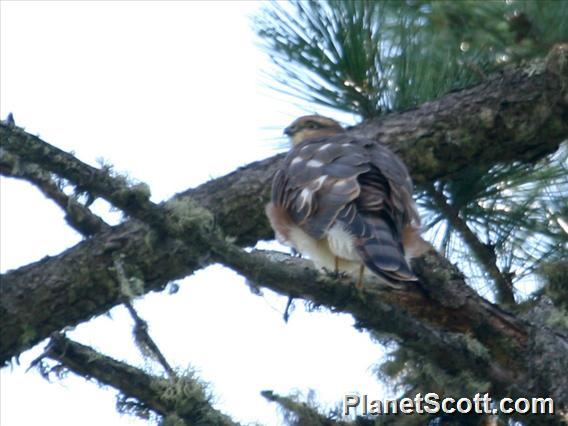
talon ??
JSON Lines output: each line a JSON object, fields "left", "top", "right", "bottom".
{"left": 324, "top": 268, "right": 341, "bottom": 279}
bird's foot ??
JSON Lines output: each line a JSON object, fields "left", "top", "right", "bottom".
{"left": 322, "top": 266, "right": 347, "bottom": 280}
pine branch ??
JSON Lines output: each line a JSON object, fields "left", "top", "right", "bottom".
{"left": 426, "top": 184, "right": 516, "bottom": 305}
{"left": 37, "top": 334, "right": 238, "bottom": 426}
{"left": 0, "top": 150, "right": 109, "bottom": 237}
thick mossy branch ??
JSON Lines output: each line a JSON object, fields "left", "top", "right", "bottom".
{"left": 222, "top": 248, "right": 527, "bottom": 349}
{"left": 218, "top": 248, "right": 528, "bottom": 398}
{"left": 187, "top": 48, "right": 567, "bottom": 243}
{"left": 41, "top": 334, "right": 238, "bottom": 426}
{"left": 352, "top": 48, "right": 568, "bottom": 184}
{"left": 0, "top": 211, "right": 217, "bottom": 365}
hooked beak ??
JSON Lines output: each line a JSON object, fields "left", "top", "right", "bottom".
{"left": 283, "top": 125, "right": 294, "bottom": 136}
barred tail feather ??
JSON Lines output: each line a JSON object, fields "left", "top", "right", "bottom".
{"left": 338, "top": 207, "right": 417, "bottom": 283}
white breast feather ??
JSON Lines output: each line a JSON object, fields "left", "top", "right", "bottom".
{"left": 326, "top": 223, "right": 359, "bottom": 262}
{"left": 288, "top": 226, "right": 335, "bottom": 270}
{"left": 287, "top": 223, "right": 363, "bottom": 276}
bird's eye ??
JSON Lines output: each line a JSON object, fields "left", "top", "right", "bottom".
{"left": 307, "top": 122, "right": 320, "bottom": 129}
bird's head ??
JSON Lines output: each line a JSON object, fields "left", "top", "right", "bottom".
{"left": 284, "top": 115, "right": 344, "bottom": 146}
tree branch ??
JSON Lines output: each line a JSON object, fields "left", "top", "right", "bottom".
{"left": 0, "top": 126, "right": 179, "bottom": 237}
{"left": 426, "top": 184, "right": 516, "bottom": 305}
{"left": 0, "top": 150, "right": 109, "bottom": 237}
{"left": 1, "top": 48, "right": 566, "bottom": 246}
{"left": 352, "top": 48, "right": 568, "bottom": 184}
{"left": 39, "top": 334, "right": 238, "bottom": 426}
{"left": 111, "top": 257, "right": 177, "bottom": 379}
{"left": 214, "top": 248, "right": 529, "bottom": 395}
{"left": 1, "top": 51, "right": 567, "bottom": 406}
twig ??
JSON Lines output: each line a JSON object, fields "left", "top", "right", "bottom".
{"left": 1, "top": 151, "right": 109, "bottom": 236}
{"left": 0, "top": 124, "right": 169, "bottom": 233}
{"left": 426, "top": 184, "right": 516, "bottom": 306}
{"left": 111, "top": 258, "right": 176, "bottom": 378}
{"left": 261, "top": 390, "right": 349, "bottom": 426}
{"left": 124, "top": 300, "right": 176, "bottom": 379}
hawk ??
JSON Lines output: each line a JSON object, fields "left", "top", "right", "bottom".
{"left": 265, "top": 115, "right": 423, "bottom": 286}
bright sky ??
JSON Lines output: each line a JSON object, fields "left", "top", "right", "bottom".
{"left": 0, "top": 2, "right": 384, "bottom": 425}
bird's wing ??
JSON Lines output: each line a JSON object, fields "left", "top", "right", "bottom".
{"left": 365, "top": 140, "right": 421, "bottom": 228}
{"left": 276, "top": 134, "right": 368, "bottom": 239}
{"left": 347, "top": 138, "right": 419, "bottom": 282}
{"left": 346, "top": 168, "right": 417, "bottom": 282}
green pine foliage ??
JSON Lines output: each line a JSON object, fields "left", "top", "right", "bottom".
{"left": 255, "top": 0, "right": 568, "bottom": 117}
{"left": 420, "top": 147, "right": 568, "bottom": 296}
